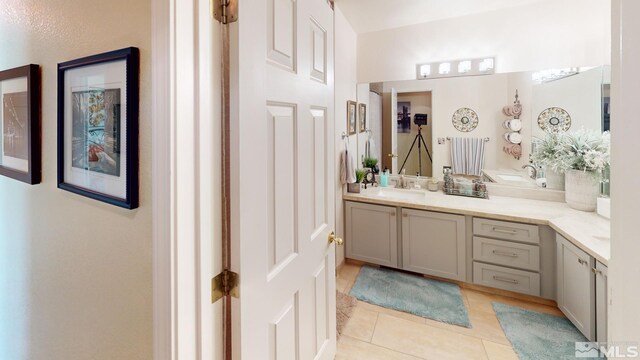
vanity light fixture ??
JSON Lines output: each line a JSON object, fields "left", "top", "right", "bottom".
{"left": 479, "top": 58, "right": 495, "bottom": 72}
{"left": 439, "top": 62, "right": 451, "bottom": 75}
{"left": 458, "top": 60, "right": 472, "bottom": 73}
{"left": 418, "top": 64, "right": 431, "bottom": 78}
{"left": 532, "top": 67, "right": 580, "bottom": 83}
{"left": 416, "top": 57, "right": 495, "bottom": 80}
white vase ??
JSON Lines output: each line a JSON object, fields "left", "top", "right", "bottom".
{"left": 564, "top": 170, "right": 599, "bottom": 211}
{"left": 544, "top": 166, "right": 565, "bottom": 190}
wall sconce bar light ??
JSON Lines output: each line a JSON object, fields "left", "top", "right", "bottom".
{"left": 416, "top": 57, "right": 495, "bottom": 80}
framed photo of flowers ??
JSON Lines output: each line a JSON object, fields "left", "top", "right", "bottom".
{"left": 57, "top": 47, "right": 139, "bottom": 209}
{"left": 358, "top": 103, "right": 367, "bottom": 133}
{"left": 0, "top": 64, "right": 41, "bottom": 184}
{"left": 347, "top": 100, "right": 357, "bottom": 135}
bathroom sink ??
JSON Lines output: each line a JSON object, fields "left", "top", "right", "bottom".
{"left": 369, "top": 188, "right": 427, "bottom": 201}
{"left": 497, "top": 174, "right": 529, "bottom": 182}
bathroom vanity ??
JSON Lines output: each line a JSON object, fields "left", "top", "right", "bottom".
{"left": 343, "top": 188, "right": 610, "bottom": 341}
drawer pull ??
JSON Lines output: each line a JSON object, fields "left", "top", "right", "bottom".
{"left": 492, "top": 250, "right": 518, "bottom": 258}
{"left": 493, "top": 275, "right": 519, "bottom": 284}
{"left": 592, "top": 267, "right": 602, "bottom": 275}
{"left": 492, "top": 227, "right": 518, "bottom": 235}
{"left": 577, "top": 258, "right": 588, "bottom": 265}
{"left": 390, "top": 212, "right": 396, "bottom": 216}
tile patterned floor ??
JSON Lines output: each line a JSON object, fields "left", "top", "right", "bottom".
{"left": 336, "top": 261, "right": 565, "bottom": 360}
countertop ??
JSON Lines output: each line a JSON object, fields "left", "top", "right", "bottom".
{"left": 343, "top": 188, "right": 611, "bottom": 265}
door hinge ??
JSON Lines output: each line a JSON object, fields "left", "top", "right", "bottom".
{"left": 211, "top": 0, "right": 238, "bottom": 24}
{"left": 212, "top": 269, "right": 239, "bottom": 303}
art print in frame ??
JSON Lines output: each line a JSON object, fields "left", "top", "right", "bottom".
{"left": 397, "top": 101, "right": 411, "bottom": 133}
{"left": 0, "top": 64, "right": 41, "bottom": 184}
{"left": 347, "top": 100, "right": 357, "bottom": 135}
{"left": 358, "top": 103, "right": 367, "bottom": 133}
{"left": 58, "top": 47, "right": 139, "bottom": 209}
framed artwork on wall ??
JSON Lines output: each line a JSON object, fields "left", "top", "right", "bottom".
{"left": 57, "top": 47, "right": 140, "bottom": 209}
{"left": 347, "top": 100, "right": 357, "bottom": 135}
{"left": 0, "top": 64, "right": 41, "bottom": 185}
{"left": 358, "top": 103, "right": 367, "bottom": 133}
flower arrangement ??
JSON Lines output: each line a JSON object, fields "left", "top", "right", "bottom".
{"left": 532, "top": 129, "right": 610, "bottom": 175}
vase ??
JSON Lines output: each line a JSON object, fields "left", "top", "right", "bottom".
{"left": 564, "top": 170, "right": 599, "bottom": 211}
{"left": 544, "top": 166, "right": 565, "bottom": 190}
{"left": 347, "top": 182, "right": 361, "bottom": 193}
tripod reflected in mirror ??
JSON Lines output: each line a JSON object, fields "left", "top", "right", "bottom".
{"left": 399, "top": 114, "right": 432, "bottom": 176}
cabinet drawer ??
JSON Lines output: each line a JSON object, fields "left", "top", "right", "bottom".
{"left": 473, "top": 218, "right": 539, "bottom": 244}
{"left": 473, "top": 262, "right": 541, "bottom": 296}
{"left": 473, "top": 237, "right": 540, "bottom": 271}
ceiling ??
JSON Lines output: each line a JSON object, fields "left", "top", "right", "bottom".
{"left": 335, "top": 0, "right": 551, "bottom": 34}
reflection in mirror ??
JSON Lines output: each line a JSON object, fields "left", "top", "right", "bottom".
{"left": 355, "top": 65, "right": 611, "bottom": 190}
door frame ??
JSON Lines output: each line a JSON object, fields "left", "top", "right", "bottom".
{"left": 152, "top": 0, "right": 223, "bottom": 359}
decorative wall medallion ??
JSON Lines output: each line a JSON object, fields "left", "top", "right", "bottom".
{"left": 452, "top": 107, "right": 479, "bottom": 132}
{"left": 537, "top": 107, "right": 571, "bottom": 133}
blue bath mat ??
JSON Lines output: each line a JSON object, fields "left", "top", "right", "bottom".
{"left": 493, "top": 302, "right": 598, "bottom": 360}
{"left": 349, "top": 265, "right": 471, "bottom": 328}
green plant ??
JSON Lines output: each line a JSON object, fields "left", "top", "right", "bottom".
{"left": 363, "top": 157, "right": 378, "bottom": 168}
{"left": 532, "top": 129, "right": 610, "bottom": 175}
{"left": 355, "top": 169, "right": 366, "bottom": 183}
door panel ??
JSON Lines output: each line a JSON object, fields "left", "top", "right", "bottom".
{"left": 231, "top": 0, "right": 336, "bottom": 358}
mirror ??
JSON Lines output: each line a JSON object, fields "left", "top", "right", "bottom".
{"left": 355, "top": 65, "right": 610, "bottom": 190}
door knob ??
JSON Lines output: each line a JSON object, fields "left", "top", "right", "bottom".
{"left": 328, "top": 231, "right": 344, "bottom": 245}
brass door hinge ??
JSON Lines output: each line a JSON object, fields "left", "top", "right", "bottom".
{"left": 212, "top": 269, "right": 239, "bottom": 303}
{"left": 211, "top": 0, "right": 238, "bottom": 24}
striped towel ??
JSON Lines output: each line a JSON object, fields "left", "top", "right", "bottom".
{"left": 450, "top": 137, "right": 486, "bottom": 176}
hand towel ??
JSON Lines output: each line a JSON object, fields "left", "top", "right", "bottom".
{"left": 450, "top": 137, "right": 486, "bottom": 177}
{"left": 340, "top": 148, "right": 356, "bottom": 184}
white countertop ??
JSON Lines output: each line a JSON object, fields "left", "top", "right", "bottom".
{"left": 343, "top": 188, "right": 611, "bottom": 265}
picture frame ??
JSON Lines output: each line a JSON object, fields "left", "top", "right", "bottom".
{"left": 0, "top": 64, "right": 41, "bottom": 185}
{"left": 57, "top": 47, "right": 140, "bottom": 209}
{"left": 347, "top": 100, "right": 357, "bottom": 135}
{"left": 358, "top": 103, "right": 367, "bottom": 133}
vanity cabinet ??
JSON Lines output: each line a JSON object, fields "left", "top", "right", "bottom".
{"left": 401, "top": 209, "right": 466, "bottom": 281}
{"left": 556, "top": 234, "right": 595, "bottom": 341}
{"left": 345, "top": 201, "right": 398, "bottom": 267}
{"left": 595, "top": 261, "right": 608, "bottom": 344}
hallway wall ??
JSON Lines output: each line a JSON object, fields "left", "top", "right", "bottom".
{"left": 0, "top": 1, "right": 152, "bottom": 359}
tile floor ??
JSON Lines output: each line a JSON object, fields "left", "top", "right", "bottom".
{"left": 336, "top": 261, "right": 565, "bottom": 360}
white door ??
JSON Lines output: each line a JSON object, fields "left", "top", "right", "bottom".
{"left": 390, "top": 88, "right": 398, "bottom": 173}
{"left": 230, "top": 0, "right": 337, "bottom": 359}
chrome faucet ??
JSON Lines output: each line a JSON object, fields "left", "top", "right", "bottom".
{"left": 396, "top": 169, "right": 408, "bottom": 189}
{"left": 522, "top": 164, "right": 537, "bottom": 180}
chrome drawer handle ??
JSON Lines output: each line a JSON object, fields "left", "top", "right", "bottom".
{"left": 492, "top": 275, "right": 519, "bottom": 284}
{"left": 492, "top": 250, "right": 519, "bottom": 258}
{"left": 578, "top": 258, "right": 588, "bottom": 265}
{"left": 492, "top": 227, "right": 518, "bottom": 235}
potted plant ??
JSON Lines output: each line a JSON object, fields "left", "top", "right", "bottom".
{"left": 531, "top": 132, "right": 566, "bottom": 190}
{"left": 347, "top": 169, "right": 367, "bottom": 193}
{"left": 538, "top": 130, "right": 610, "bottom": 211}
{"left": 363, "top": 157, "right": 379, "bottom": 174}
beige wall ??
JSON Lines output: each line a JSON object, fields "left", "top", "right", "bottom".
{"left": 357, "top": 0, "right": 611, "bottom": 83}
{"left": 610, "top": 0, "right": 640, "bottom": 348}
{"left": 0, "top": 1, "right": 152, "bottom": 359}
{"left": 334, "top": 5, "right": 358, "bottom": 267}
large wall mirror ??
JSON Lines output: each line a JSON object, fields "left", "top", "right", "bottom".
{"left": 355, "top": 65, "right": 611, "bottom": 190}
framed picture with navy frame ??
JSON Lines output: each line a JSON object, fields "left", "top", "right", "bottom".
{"left": 0, "top": 64, "right": 41, "bottom": 185}
{"left": 57, "top": 47, "right": 140, "bottom": 209}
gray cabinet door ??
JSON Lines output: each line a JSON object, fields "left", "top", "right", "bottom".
{"left": 595, "top": 261, "right": 608, "bottom": 344}
{"left": 402, "top": 209, "right": 466, "bottom": 281}
{"left": 557, "top": 234, "right": 595, "bottom": 340}
{"left": 345, "top": 201, "right": 398, "bottom": 267}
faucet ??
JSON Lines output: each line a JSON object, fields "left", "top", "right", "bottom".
{"left": 396, "top": 169, "right": 408, "bottom": 189}
{"left": 522, "top": 164, "right": 537, "bottom": 180}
